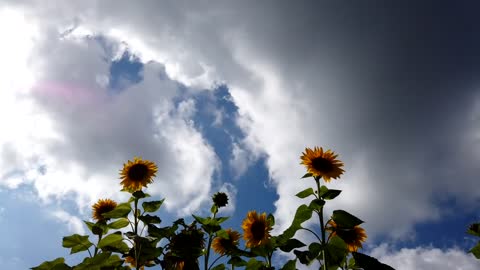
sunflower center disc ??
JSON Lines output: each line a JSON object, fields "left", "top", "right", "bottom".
{"left": 312, "top": 157, "right": 333, "bottom": 172}
{"left": 251, "top": 221, "right": 265, "bottom": 240}
{"left": 128, "top": 164, "right": 149, "bottom": 181}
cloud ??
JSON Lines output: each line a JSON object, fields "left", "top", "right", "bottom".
{"left": 370, "top": 244, "right": 480, "bottom": 270}
{"left": 51, "top": 210, "right": 86, "bottom": 235}
{"left": 0, "top": 6, "right": 219, "bottom": 219}
{"left": 3, "top": 0, "right": 480, "bottom": 245}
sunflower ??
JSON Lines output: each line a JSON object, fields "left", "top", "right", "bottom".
{"left": 242, "top": 211, "right": 272, "bottom": 248}
{"left": 212, "top": 228, "right": 241, "bottom": 255}
{"left": 300, "top": 147, "right": 344, "bottom": 182}
{"left": 92, "top": 198, "right": 117, "bottom": 221}
{"left": 212, "top": 192, "right": 229, "bottom": 208}
{"left": 326, "top": 220, "right": 367, "bottom": 252}
{"left": 124, "top": 256, "right": 144, "bottom": 270}
{"left": 120, "top": 157, "right": 158, "bottom": 192}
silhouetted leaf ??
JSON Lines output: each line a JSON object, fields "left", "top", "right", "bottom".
{"left": 142, "top": 199, "right": 164, "bottom": 213}
{"left": 331, "top": 210, "right": 363, "bottom": 228}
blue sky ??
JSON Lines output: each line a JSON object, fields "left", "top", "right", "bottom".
{"left": 1, "top": 1, "right": 480, "bottom": 269}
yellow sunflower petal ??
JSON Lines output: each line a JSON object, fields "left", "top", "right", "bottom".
{"left": 242, "top": 211, "right": 272, "bottom": 248}
{"left": 326, "top": 220, "right": 367, "bottom": 252}
{"left": 92, "top": 198, "right": 117, "bottom": 221}
{"left": 120, "top": 157, "right": 158, "bottom": 192}
{"left": 300, "top": 146, "right": 345, "bottom": 182}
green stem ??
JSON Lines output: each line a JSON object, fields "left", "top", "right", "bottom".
{"left": 205, "top": 212, "right": 217, "bottom": 270}
{"left": 94, "top": 233, "right": 103, "bottom": 256}
{"left": 316, "top": 178, "right": 327, "bottom": 270}
{"left": 208, "top": 254, "right": 225, "bottom": 270}
{"left": 134, "top": 198, "right": 139, "bottom": 269}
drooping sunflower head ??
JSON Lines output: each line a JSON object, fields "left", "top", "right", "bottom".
{"left": 169, "top": 225, "right": 205, "bottom": 260}
{"left": 120, "top": 157, "right": 158, "bottom": 192}
{"left": 326, "top": 220, "right": 367, "bottom": 252}
{"left": 212, "top": 228, "right": 241, "bottom": 255}
{"left": 242, "top": 211, "right": 272, "bottom": 248}
{"left": 92, "top": 198, "right": 117, "bottom": 221}
{"left": 300, "top": 146, "right": 344, "bottom": 182}
{"left": 212, "top": 192, "right": 229, "bottom": 208}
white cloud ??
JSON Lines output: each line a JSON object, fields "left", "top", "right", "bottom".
{"left": 1, "top": 0, "right": 479, "bottom": 249}
{"left": 370, "top": 244, "right": 480, "bottom": 270}
{"left": 0, "top": 6, "right": 220, "bottom": 221}
{"left": 52, "top": 210, "right": 86, "bottom": 235}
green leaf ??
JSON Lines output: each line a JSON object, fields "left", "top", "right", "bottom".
{"left": 215, "top": 216, "right": 229, "bottom": 224}
{"left": 211, "top": 204, "right": 218, "bottom": 214}
{"left": 139, "top": 214, "right": 161, "bottom": 224}
{"left": 142, "top": 199, "right": 164, "bottom": 213}
{"left": 309, "top": 199, "right": 325, "bottom": 211}
{"left": 322, "top": 189, "right": 342, "bottom": 200}
{"left": 293, "top": 250, "right": 313, "bottom": 265}
{"left": 279, "top": 204, "right": 313, "bottom": 241}
{"left": 84, "top": 221, "right": 95, "bottom": 232}
{"left": 211, "top": 264, "right": 226, "bottom": 270}
{"left": 319, "top": 185, "right": 329, "bottom": 197}
{"left": 245, "top": 258, "right": 264, "bottom": 270}
{"left": 227, "top": 256, "right": 247, "bottom": 267}
{"left": 97, "top": 233, "right": 124, "bottom": 248}
{"left": 280, "top": 259, "right": 297, "bottom": 270}
{"left": 301, "top": 173, "right": 313, "bottom": 179}
{"left": 325, "top": 235, "right": 348, "bottom": 267}
{"left": 332, "top": 210, "right": 364, "bottom": 228}
{"left": 62, "top": 234, "right": 93, "bottom": 254}
{"left": 102, "top": 203, "right": 131, "bottom": 219}
{"left": 467, "top": 223, "right": 480, "bottom": 237}
{"left": 108, "top": 218, "right": 130, "bottom": 229}
{"left": 192, "top": 214, "right": 210, "bottom": 225}
{"left": 469, "top": 242, "right": 480, "bottom": 259}
{"left": 352, "top": 252, "right": 396, "bottom": 270}
{"left": 216, "top": 229, "right": 229, "bottom": 239}
{"left": 279, "top": 238, "right": 306, "bottom": 252}
{"left": 74, "top": 252, "right": 126, "bottom": 270}
{"left": 296, "top": 188, "right": 315, "bottom": 199}
{"left": 30, "top": 257, "right": 71, "bottom": 270}
{"left": 148, "top": 224, "right": 177, "bottom": 239}
{"left": 308, "top": 242, "right": 323, "bottom": 258}
{"left": 132, "top": 190, "right": 147, "bottom": 198}
{"left": 267, "top": 213, "right": 275, "bottom": 226}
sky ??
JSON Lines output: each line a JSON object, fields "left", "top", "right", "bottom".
{"left": 1, "top": 1, "right": 480, "bottom": 269}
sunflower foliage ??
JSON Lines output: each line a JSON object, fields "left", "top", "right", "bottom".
{"left": 467, "top": 222, "right": 480, "bottom": 260}
{"left": 32, "top": 149, "right": 395, "bottom": 270}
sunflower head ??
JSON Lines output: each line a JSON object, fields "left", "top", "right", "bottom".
{"left": 300, "top": 147, "right": 344, "bottom": 182}
{"left": 242, "top": 211, "right": 273, "bottom": 248}
{"left": 169, "top": 225, "right": 205, "bottom": 260}
{"left": 326, "top": 220, "right": 367, "bottom": 252}
{"left": 212, "top": 228, "right": 241, "bottom": 255}
{"left": 92, "top": 198, "right": 117, "bottom": 222}
{"left": 162, "top": 253, "right": 185, "bottom": 270}
{"left": 124, "top": 256, "right": 144, "bottom": 270}
{"left": 120, "top": 157, "right": 158, "bottom": 192}
{"left": 212, "top": 192, "right": 229, "bottom": 208}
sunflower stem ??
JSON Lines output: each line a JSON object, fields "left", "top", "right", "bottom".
{"left": 208, "top": 254, "right": 225, "bottom": 270}
{"left": 205, "top": 211, "right": 217, "bottom": 270}
{"left": 94, "top": 233, "right": 103, "bottom": 256}
{"left": 316, "top": 178, "right": 327, "bottom": 270}
{"left": 134, "top": 197, "right": 139, "bottom": 269}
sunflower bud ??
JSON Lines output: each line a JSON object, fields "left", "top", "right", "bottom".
{"left": 212, "top": 192, "right": 229, "bottom": 208}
